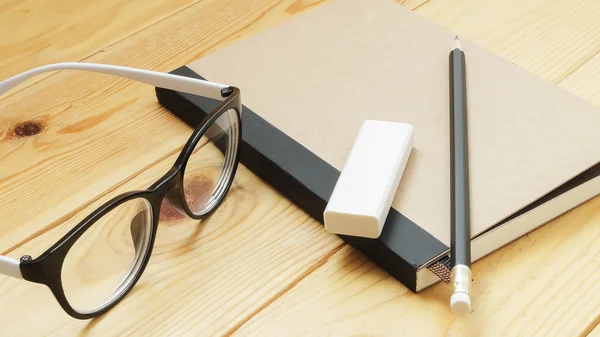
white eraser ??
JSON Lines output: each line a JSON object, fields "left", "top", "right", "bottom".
{"left": 324, "top": 120, "right": 414, "bottom": 238}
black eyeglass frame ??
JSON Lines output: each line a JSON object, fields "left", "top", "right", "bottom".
{"left": 13, "top": 84, "right": 241, "bottom": 320}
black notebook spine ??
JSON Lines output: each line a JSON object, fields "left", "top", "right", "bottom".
{"left": 155, "top": 66, "right": 448, "bottom": 292}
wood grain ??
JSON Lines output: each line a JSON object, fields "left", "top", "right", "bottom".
{"left": 235, "top": 195, "right": 600, "bottom": 337}
{"left": 0, "top": 0, "right": 327, "bottom": 257}
{"left": 559, "top": 52, "right": 600, "bottom": 106}
{"left": 414, "top": 0, "right": 600, "bottom": 85}
{"left": 0, "top": 0, "right": 206, "bottom": 96}
{"left": 2, "top": 0, "right": 600, "bottom": 335}
{"left": 0, "top": 66, "right": 192, "bottom": 253}
{"left": 0, "top": 0, "right": 430, "bottom": 96}
{"left": 0, "top": 0, "right": 348, "bottom": 335}
{"left": 0, "top": 144, "right": 342, "bottom": 336}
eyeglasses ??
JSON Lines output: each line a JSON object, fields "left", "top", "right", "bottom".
{"left": 0, "top": 63, "right": 242, "bottom": 319}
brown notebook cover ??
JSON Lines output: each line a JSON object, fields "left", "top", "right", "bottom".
{"left": 156, "top": 0, "right": 600, "bottom": 291}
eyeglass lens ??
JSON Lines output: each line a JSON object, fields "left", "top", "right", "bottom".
{"left": 183, "top": 108, "right": 239, "bottom": 216}
{"left": 61, "top": 198, "right": 153, "bottom": 314}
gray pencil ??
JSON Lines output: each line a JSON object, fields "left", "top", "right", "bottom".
{"left": 449, "top": 36, "right": 472, "bottom": 314}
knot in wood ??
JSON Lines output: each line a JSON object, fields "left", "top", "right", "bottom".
{"left": 14, "top": 121, "right": 43, "bottom": 137}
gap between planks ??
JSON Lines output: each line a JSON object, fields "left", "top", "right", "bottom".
{"left": 411, "top": 0, "right": 432, "bottom": 11}
{"left": 0, "top": 143, "right": 184, "bottom": 256}
{"left": 556, "top": 49, "right": 600, "bottom": 85}
{"left": 585, "top": 319, "right": 600, "bottom": 337}
{"left": 222, "top": 242, "right": 347, "bottom": 337}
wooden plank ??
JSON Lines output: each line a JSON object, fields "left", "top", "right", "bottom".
{"left": 2, "top": 0, "right": 600, "bottom": 336}
{"left": 414, "top": 0, "right": 600, "bottom": 84}
{"left": 0, "top": 0, "right": 341, "bottom": 334}
{"left": 0, "top": 0, "right": 326, "bottom": 257}
{"left": 0, "top": 64, "right": 192, "bottom": 252}
{"left": 234, "top": 195, "right": 600, "bottom": 337}
{"left": 0, "top": 0, "right": 210, "bottom": 96}
{"left": 0, "top": 148, "right": 342, "bottom": 336}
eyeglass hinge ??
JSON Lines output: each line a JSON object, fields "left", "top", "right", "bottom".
{"left": 220, "top": 87, "right": 234, "bottom": 98}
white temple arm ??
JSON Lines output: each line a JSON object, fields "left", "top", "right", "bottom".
{"left": 0, "top": 62, "right": 230, "bottom": 101}
{"left": 0, "top": 256, "right": 22, "bottom": 279}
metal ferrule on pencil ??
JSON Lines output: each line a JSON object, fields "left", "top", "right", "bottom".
{"left": 451, "top": 265, "right": 471, "bottom": 296}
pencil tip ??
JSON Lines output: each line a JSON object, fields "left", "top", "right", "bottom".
{"left": 453, "top": 36, "right": 463, "bottom": 51}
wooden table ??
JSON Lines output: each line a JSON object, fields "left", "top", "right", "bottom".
{"left": 1, "top": 0, "right": 600, "bottom": 336}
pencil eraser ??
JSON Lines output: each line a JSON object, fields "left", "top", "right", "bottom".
{"left": 324, "top": 120, "right": 414, "bottom": 239}
{"left": 450, "top": 292, "right": 471, "bottom": 314}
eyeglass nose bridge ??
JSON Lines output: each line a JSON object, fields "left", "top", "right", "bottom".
{"left": 149, "top": 167, "right": 189, "bottom": 218}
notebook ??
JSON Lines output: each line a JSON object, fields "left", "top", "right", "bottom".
{"left": 155, "top": 0, "right": 600, "bottom": 292}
